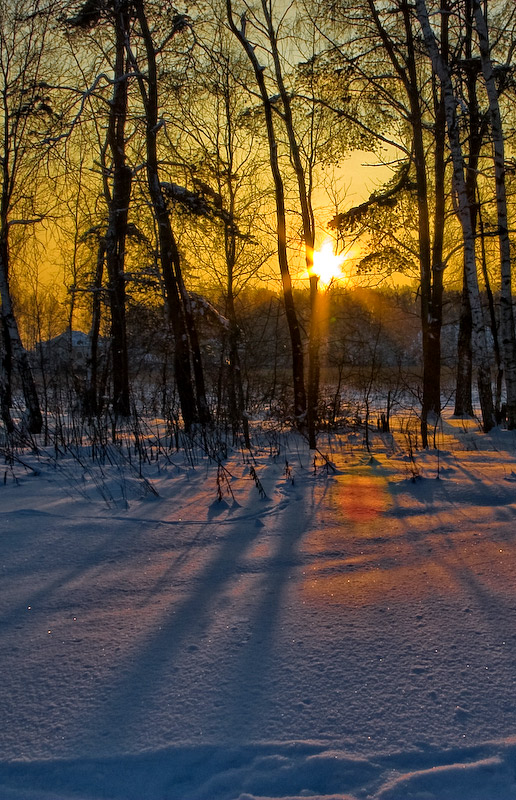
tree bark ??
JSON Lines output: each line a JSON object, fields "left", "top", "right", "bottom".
{"left": 0, "top": 9, "right": 43, "bottom": 435}
{"left": 472, "top": 0, "right": 516, "bottom": 428}
{"left": 220, "top": 85, "right": 251, "bottom": 447}
{"left": 261, "top": 0, "right": 318, "bottom": 445}
{"left": 369, "top": 0, "right": 442, "bottom": 448}
{"left": 416, "top": 0, "right": 495, "bottom": 432}
{"left": 0, "top": 317, "right": 14, "bottom": 431}
{"left": 227, "top": 0, "right": 307, "bottom": 425}
{"left": 454, "top": 0, "right": 478, "bottom": 416}
{"left": 427, "top": 56, "right": 447, "bottom": 432}
{"left": 455, "top": 276, "right": 474, "bottom": 416}
{"left": 131, "top": 0, "right": 202, "bottom": 430}
{"left": 103, "top": 3, "right": 131, "bottom": 418}
{"left": 477, "top": 198, "right": 503, "bottom": 416}
{"left": 0, "top": 233, "right": 42, "bottom": 433}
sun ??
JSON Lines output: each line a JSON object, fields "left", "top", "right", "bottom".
{"left": 311, "top": 239, "right": 346, "bottom": 288}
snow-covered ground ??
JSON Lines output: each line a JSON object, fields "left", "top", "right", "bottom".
{"left": 2, "top": 415, "right": 516, "bottom": 799}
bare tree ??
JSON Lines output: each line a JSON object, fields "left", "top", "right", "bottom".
{"left": 226, "top": 0, "right": 307, "bottom": 426}
{"left": 415, "top": 0, "right": 495, "bottom": 431}
{"left": 127, "top": 0, "right": 211, "bottom": 428}
{"left": 472, "top": 0, "right": 516, "bottom": 428}
{"left": 68, "top": 0, "right": 133, "bottom": 418}
{"left": 312, "top": 0, "right": 449, "bottom": 447}
{"left": 367, "top": 0, "right": 448, "bottom": 447}
{"left": 0, "top": 0, "right": 52, "bottom": 433}
{"left": 168, "top": 37, "right": 272, "bottom": 446}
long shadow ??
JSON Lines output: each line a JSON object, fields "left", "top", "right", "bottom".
{"left": 387, "top": 472, "right": 516, "bottom": 636}
{"left": 0, "top": 509, "right": 140, "bottom": 631}
{"left": 445, "top": 459, "right": 516, "bottom": 507}
{"left": 131, "top": 494, "right": 294, "bottom": 609}
{"left": 435, "top": 528, "right": 516, "bottom": 626}
{"left": 221, "top": 486, "right": 313, "bottom": 738}
{"left": 1, "top": 494, "right": 270, "bottom": 633}
{"left": 77, "top": 495, "right": 283, "bottom": 750}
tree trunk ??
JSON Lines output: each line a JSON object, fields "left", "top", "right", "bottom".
{"left": 306, "top": 274, "right": 321, "bottom": 449}
{"left": 131, "top": 0, "right": 201, "bottom": 430}
{"left": 0, "top": 232, "right": 42, "bottom": 434}
{"left": 0, "top": 317, "right": 14, "bottom": 431}
{"left": 84, "top": 239, "right": 105, "bottom": 418}
{"left": 369, "top": 0, "right": 441, "bottom": 448}
{"left": 416, "top": 0, "right": 494, "bottom": 432}
{"left": 175, "top": 270, "right": 211, "bottom": 425}
{"left": 454, "top": 0, "right": 479, "bottom": 416}
{"left": 478, "top": 199, "right": 503, "bottom": 417}
{"left": 426, "top": 59, "right": 447, "bottom": 433}
{"left": 455, "top": 9, "right": 480, "bottom": 417}
{"left": 402, "top": 9, "right": 435, "bottom": 449}
{"left": 473, "top": 0, "right": 516, "bottom": 428}
{"left": 261, "top": 0, "right": 317, "bottom": 444}
{"left": 222, "top": 139, "right": 251, "bottom": 446}
{"left": 226, "top": 294, "right": 250, "bottom": 447}
{"left": 454, "top": 276, "right": 474, "bottom": 416}
{"left": 227, "top": 0, "right": 307, "bottom": 425}
{"left": 0, "top": 0, "right": 46, "bottom": 436}
{"left": 104, "top": 5, "right": 131, "bottom": 418}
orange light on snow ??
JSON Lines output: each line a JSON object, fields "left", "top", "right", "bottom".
{"left": 338, "top": 474, "right": 390, "bottom": 523}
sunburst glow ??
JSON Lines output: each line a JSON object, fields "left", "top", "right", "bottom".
{"left": 311, "top": 240, "right": 346, "bottom": 287}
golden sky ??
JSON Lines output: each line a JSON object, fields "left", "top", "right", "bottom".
{"left": 34, "top": 147, "right": 393, "bottom": 296}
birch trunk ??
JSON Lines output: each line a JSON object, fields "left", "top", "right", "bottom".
{"left": 428, "top": 65, "right": 447, "bottom": 430}
{"left": 472, "top": 0, "right": 516, "bottom": 428}
{"left": 0, "top": 0, "right": 43, "bottom": 435}
{"left": 415, "top": 0, "right": 495, "bottom": 431}
{"left": 369, "top": 0, "right": 440, "bottom": 448}
{"left": 0, "top": 233, "right": 42, "bottom": 433}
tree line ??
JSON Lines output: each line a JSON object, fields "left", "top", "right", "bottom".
{"left": 1, "top": 0, "right": 515, "bottom": 448}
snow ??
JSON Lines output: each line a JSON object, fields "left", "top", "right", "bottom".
{"left": 2, "top": 414, "right": 516, "bottom": 799}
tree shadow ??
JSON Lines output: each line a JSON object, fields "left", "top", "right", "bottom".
{"left": 219, "top": 490, "right": 313, "bottom": 739}
{"left": 76, "top": 480, "right": 313, "bottom": 751}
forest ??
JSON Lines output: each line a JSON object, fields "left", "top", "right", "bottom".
{"left": 5, "top": 4, "right": 516, "bottom": 798}
{"left": 1, "top": 0, "right": 516, "bottom": 450}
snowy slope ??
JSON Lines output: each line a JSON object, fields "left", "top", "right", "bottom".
{"left": 1, "top": 416, "right": 516, "bottom": 799}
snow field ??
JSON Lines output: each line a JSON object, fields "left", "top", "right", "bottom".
{"left": 1, "top": 416, "right": 516, "bottom": 798}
